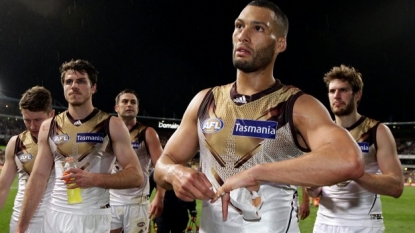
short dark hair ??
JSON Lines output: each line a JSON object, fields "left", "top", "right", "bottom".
{"left": 59, "top": 59, "right": 98, "bottom": 86}
{"left": 19, "top": 86, "right": 53, "bottom": 112}
{"left": 323, "top": 64, "right": 364, "bottom": 93}
{"left": 115, "top": 89, "right": 139, "bottom": 105}
{"left": 248, "top": 0, "right": 289, "bottom": 37}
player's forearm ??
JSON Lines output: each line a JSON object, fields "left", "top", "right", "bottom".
{"left": 354, "top": 173, "right": 403, "bottom": 198}
{"left": 0, "top": 187, "right": 11, "bottom": 210}
{"left": 301, "top": 187, "right": 311, "bottom": 203}
{"left": 17, "top": 177, "right": 47, "bottom": 231}
{"left": 94, "top": 166, "right": 144, "bottom": 189}
{"left": 154, "top": 185, "right": 166, "bottom": 200}
{"left": 250, "top": 146, "right": 363, "bottom": 187}
{"left": 154, "top": 156, "right": 181, "bottom": 190}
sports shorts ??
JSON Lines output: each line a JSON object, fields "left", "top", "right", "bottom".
{"left": 313, "top": 223, "right": 385, "bottom": 233}
{"left": 9, "top": 222, "right": 43, "bottom": 233}
{"left": 110, "top": 202, "right": 150, "bottom": 233}
{"left": 43, "top": 206, "right": 111, "bottom": 233}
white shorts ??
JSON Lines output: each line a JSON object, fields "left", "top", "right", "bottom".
{"left": 9, "top": 222, "right": 43, "bottom": 233}
{"left": 313, "top": 223, "right": 385, "bottom": 233}
{"left": 43, "top": 207, "right": 112, "bottom": 233}
{"left": 110, "top": 202, "right": 150, "bottom": 233}
{"left": 10, "top": 209, "right": 44, "bottom": 233}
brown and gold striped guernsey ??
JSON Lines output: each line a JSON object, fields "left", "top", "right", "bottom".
{"left": 14, "top": 130, "right": 38, "bottom": 175}
{"left": 47, "top": 108, "right": 116, "bottom": 211}
{"left": 197, "top": 80, "right": 308, "bottom": 190}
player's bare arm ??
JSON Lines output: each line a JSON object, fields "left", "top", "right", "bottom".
{"left": 299, "top": 186, "right": 310, "bottom": 220}
{"left": 214, "top": 94, "right": 364, "bottom": 196}
{"left": 212, "top": 94, "right": 364, "bottom": 221}
{"left": 271, "top": 94, "right": 364, "bottom": 186}
{"left": 146, "top": 127, "right": 164, "bottom": 163}
{"left": 278, "top": 94, "right": 365, "bottom": 185}
{"left": 16, "top": 119, "right": 54, "bottom": 232}
{"left": 354, "top": 123, "right": 404, "bottom": 197}
{"left": 0, "top": 136, "right": 18, "bottom": 210}
{"left": 66, "top": 117, "right": 144, "bottom": 189}
{"left": 154, "top": 89, "right": 216, "bottom": 201}
{"left": 104, "top": 116, "right": 144, "bottom": 188}
{"left": 146, "top": 127, "right": 165, "bottom": 219}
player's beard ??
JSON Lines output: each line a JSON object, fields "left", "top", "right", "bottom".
{"left": 233, "top": 41, "right": 275, "bottom": 73}
{"left": 332, "top": 100, "right": 356, "bottom": 117}
{"left": 67, "top": 94, "right": 90, "bottom": 107}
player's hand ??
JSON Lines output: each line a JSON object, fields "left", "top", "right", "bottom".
{"left": 168, "top": 165, "right": 215, "bottom": 201}
{"left": 299, "top": 201, "right": 310, "bottom": 220}
{"left": 210, "top": 169, "right": 260, "bottom": 221}
{"left": 148, "top": 193, "right": 164, "bottom": 220}
{"left": 61, "top": 168, "right": 94, "bottom": 188}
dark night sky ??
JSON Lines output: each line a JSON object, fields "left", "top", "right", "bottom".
{"left": 1, "top": 0, "right": 414, "bottom": 122}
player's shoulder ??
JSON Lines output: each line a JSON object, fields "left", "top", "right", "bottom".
{"left": 6, "top": 135, "right": 19, "bottom": 147}
{"left": 293, "top": 93, "right": 327, "bottom": 113}
{"left": 109, "top": 114, "right": 124, "bottom": 126}
{"left": 39, "top": 118, "right": 53, "bottom": 130}
{"left": 376, "top": 121, "right": 394, "bottom": 136}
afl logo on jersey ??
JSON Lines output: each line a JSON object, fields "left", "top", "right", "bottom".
{"left": 18, "top": 153, "right": 33, "bottom": 163}
{"left": 52, "top": 134, "right": 70, "bottom": 144}
{"left": 201, "top": 118, "right": 224, "bottom": 134}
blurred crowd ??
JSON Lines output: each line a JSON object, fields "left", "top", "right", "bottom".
{"left": 0, "top": 117, "right": 24, "bottom": 137}
{"left": 396, "top": 138, "right": 415, "bottom": 155}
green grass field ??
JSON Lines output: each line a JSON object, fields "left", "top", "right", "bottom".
{"left": 298, "top": 187, "right": 415, "bottom": 232}
{"left": 1, "top": 172, "right": 414, "bottom": 233}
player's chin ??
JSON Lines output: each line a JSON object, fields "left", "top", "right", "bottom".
{"left": 69, "top": 100, "right": 85, "bottom": 106}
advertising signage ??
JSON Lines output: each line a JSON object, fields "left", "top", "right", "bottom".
{"left": 137, "top": 116, "right": 181, "bottom": 132}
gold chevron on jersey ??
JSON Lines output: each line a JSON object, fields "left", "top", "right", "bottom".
{"left": 346, "top": 116, "right": 380, "bottom": 149}
{"left": 198, "top": 81, "right": 302, "bottom": 167}
{"left": 197, "top": 80, "right": 306, "bottom": 192}
{"left": 130, "top": 122, "right": 147, "bottom": 148}
{"left": 15, "top": 130, "right": 38, "bottom": 175}
{"left": 49, "top": 109, "right": 112, "bottom": 164}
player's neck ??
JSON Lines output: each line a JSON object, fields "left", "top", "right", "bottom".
{"left": 122, "top": 117, "right": 137, "bottom": 130}
{"left": 335, "top": 112, "right": 361, "bottom": 129}
{"left": 236, "top": 69, "right": 275, "bottom": 95}
{"left": 68, "top": 102, "right": 95, "bottom": 120}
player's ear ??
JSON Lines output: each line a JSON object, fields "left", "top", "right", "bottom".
{"left": 91, "top": 84, "right": 97, "bottom": 94}
{"left": 49, "top": 110, "right": 55, "bottom": 118}
{"left": 276, "top": 37, "right": 287, "bottom": 53}
{"left": 355, "top": 90, "right": 362, "bottom": 102}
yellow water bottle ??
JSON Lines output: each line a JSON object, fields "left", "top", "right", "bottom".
{"left": 63, "top": 156, "right": 83, "bottom": 204}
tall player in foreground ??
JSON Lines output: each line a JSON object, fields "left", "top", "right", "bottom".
{"left": 154, "top": 1, "right": 364, "bottom": 232}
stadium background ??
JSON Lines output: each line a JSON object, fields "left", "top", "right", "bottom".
{"left": 1, "top": 95, "right": 414, "bottom": 232}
